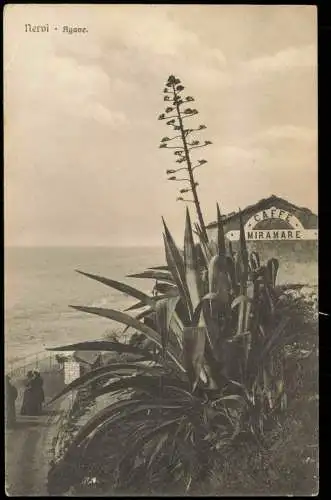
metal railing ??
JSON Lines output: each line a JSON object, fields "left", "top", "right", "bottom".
{"left": 5, "top": 348, "right": 83, "bottom": 378}
{"left": 6, "top": 351, "right": 61, "bottom": 380}
{"left": 5, "top": 332, "right": 133, "bottom": 380}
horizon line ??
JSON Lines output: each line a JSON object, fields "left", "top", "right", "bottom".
{"left": 4, "top": 244, "right": 165, "bottom": 249}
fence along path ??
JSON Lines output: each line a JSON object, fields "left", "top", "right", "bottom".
{"left": 6, "top": 350, "right": 71, "bottom": 379}
{"left": 6, "top": 330, "right": 133, "bottom": 379}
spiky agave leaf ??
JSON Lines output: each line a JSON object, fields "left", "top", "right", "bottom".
{"left": 47, "top": 340, "right": 156, "bottom": 359}
{"left": 193, "top": 222, "right": 202, "bottom": 238}
{"left": 162, "top": 223, "right": 192, "bottom": 321}
{"left": 208, "top": 255, "right": 231, "bottom": 307}
{"left": 148, "top": 265, "right": 170, "bottom": 271}
{"left": 259, "top": 316, "right": 291, "bottom": 362}
{"left": 75, "top": 270, "right": 155, "bottom": 307}
{"left": 93, "top": 374, "right": 194, "bottom": 402}
{"left": 183, "top": 213, "right": 226, "bottom": 376}
{"left": 194, "top": 243, "right": 208, "bottom": 273}
{"left": 47, "top": 399, "right": 149, "bottom": 493}
{"left": 198, "top": 238, "right": 213, "bottom": 265}
{"left": 262, "top": 269, "right": 277, "bottom": 315}
{"left": 184, "top": 208, "right": 203, "bottom": 312}
{"left": 126, "top": 300, "right": 150, "bottom": 311}
{"left": 156, "top": 296, "right": 180, "bottom": 356}
{"left": 250, "top": 251, "right": 261, "bottom": 272}
{"left": 62, "top": 398, "right": 189, "bottom": 475}
{"left": 122, "top": 302, "right": 179, "bottom": 336}
{"left": 182, "top": 326, "right": 206, "bottom": 392}
{"left": 62, "top": 398, "right": 147, "bottom": 454}
{"left": 86, "top": 401, "right": 188, "bottom": 451}
{"left": 121, "top": 307, "right": 157, "bottom": 335}
{"left": 189, "top": 294, "right": 222, "bottom": 369}
{"left": 153, "top": 281, "right": 178, "bottom": 295}
{"left": 230, "top": 295, "right": 253, "bottom": 350}
{"left": 204, "top": 255, "right": 231, "bottom": 362}
{"left": 225, "top": 255, "right": 237, "bottom": 295}
{"left": 48, "top": 362, "right": 167, "bottom": 404}
{"left": 266, "top": 258, "right": 279, "bottom": 288}
{"left": 169, "top": 310, "right": 185, "bottom": 348}
{"left": 127, "top": 270, "right": 174, "bottom": 283}
{"left": 147, "top": 432, "right": 170, "bottom": 468}
{"left": 216, "top": 203, "right": 226, "bottom": 258}
{"left": 117, "top": 416, "right": 185, "bottom": 481}
{"left": 89, "top": 406, "right": 189, "bottom": 463}
{"left": 237, "top": 210, "right": 249, "bottom": 294}
{"left": 243, "top": 299, "right": 253, "bottom": 371}
{"left": 194, "top": 223, "right": 213, "bottom": 264}
{"left": 125, "top": 294, "right": 172, "bottom": 312}
{"left": 120, "top": 414, "right": 200, "bottom": 475}
{"left": 69, "top": 306, "right": 185, "bottom": 372}
{"left": 194, "top": 222, "right": 209, "bottom": 250}
{"left": 207, "top": 240, "right": 218, "bottom": 257}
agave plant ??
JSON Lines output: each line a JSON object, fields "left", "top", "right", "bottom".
{"left": 47, "top": 206, "right": 297, "bottom": 495}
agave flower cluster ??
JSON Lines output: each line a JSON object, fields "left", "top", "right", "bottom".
{"left": 46, "top": 206, "right": 299, "bottom": 495}
{"left": 158, "top": 75, "right": 211, "bottom": 242}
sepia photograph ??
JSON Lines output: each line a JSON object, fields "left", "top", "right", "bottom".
{"left": 4, "top": 4, "right": 318, "bottom": 496}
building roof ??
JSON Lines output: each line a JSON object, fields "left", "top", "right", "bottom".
{"left": 73, "top": 350, "right": 101, "bottom": 365}
{"left": 206, "top": 194, "right": 317, "bottom": 229}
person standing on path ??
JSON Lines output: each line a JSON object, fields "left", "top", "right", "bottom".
{"left": 33, "top": 371, "right": 45, "bottom": 415}
{"left": 5, "top": 375, "right": 18, "bottom": 428}
{"left": 20, "top": 371, "right": 35, "bottom": 415}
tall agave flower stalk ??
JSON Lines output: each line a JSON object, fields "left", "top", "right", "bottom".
{"left": 158, "top": 75, "right": 211, "bottom": 243}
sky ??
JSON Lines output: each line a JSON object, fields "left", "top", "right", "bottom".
{"left": 4, "top": 4, "right": 317, "bottom": 247}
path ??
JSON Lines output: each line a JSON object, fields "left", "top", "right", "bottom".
{"left": 5, "top": 406, "right": 61, "bottom": 496}
{"left": 5, "top": 364, "right": 72, "bottom": 496}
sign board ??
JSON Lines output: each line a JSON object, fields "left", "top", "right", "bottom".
{"left": 225, "top": 206, "right": 318, "bottom": 241}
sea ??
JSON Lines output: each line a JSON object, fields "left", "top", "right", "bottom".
{"left": 5, "top": 246, "right": 165, "bottom": 365}
{"left": 4, "top": 245, "right": 318, "bottom": 367}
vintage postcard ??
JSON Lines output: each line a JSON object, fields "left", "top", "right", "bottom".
{"left": 4, "top": 4, "right": 318, "bottom": 496}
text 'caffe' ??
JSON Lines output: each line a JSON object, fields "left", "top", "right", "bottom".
{"left": 206, "top": 195, "right": 318, "bottom": 284}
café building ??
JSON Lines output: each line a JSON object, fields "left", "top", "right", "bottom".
{"left": 206, "top": 195, "right": 318, "bottom": 284}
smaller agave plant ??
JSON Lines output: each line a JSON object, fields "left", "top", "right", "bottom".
{"left": 47, "top": 205, "right": 296, "bottom": 496}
